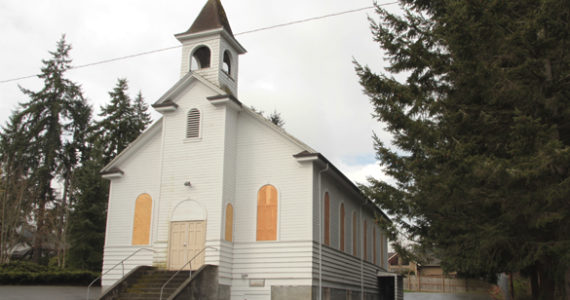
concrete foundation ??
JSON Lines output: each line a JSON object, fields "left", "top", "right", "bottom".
{"left": 271, "top": 286, "right": 378, "bottom": 300}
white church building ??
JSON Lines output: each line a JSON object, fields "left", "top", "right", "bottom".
{"left": 100, "top": 0, "right": 392, "bottom": 299}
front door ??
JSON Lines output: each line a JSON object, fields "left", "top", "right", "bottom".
{"left": 168, "top": 221, "right": 206, "bottom": 270}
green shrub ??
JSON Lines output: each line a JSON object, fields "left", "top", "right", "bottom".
{"left": 0, "top": 262, "right": 99, "bottom": 285}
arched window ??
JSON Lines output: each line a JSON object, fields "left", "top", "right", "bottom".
{"left": 372, "top": 225, "right": 378, "bottom": 264}
{"left": 225, "top": 203, "right": 234, "bottom": 242}
{"left": 132, "top": 193, "right": 152, "bottom": 245}
{"left": 340, "top": 203, "right": 345, "bottom": 251}
{"left": 352, "top": 211, "right": 357, "bottom": 256}
{"left": 186, "top": 108, "right": 200, "bottom": 138}
{"left": 324, "top": 192, "right": 330, "bottom": 246}
{"left": 222, "top": 50, "right": 232, "bottom": 76}
{"left": 190, "top": 46, "right": 211, "bottom": 71}
{"left": 257, "top": 185, "right": 278, "bottom": 241}
{"left": 363, "top": 220, "right": 368, "bottom": 260}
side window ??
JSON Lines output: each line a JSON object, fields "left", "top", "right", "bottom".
{"left": 352, "top": 211, "right": 357, "bottom": 256}
{"left": 340, "top": 203, "right": 345, "bottom": 251}
{"left": 372, "top": 225, "right": 378, "bottom": 265}
{"left": 324, "top": 192, "right": 330, "bottom": 246}
{"left": 132, "top": 193, "right": 152, "bottom": 245}
{"left": 190, "top": 46, "right": 211, "bottom": 71}
{"left": 257, "top": 185, "right": 278, "bottom": 241}
{"left": 225, "top": 203, "right": 234, "bottom": 242}
{"left": 363, "top": 220, "right": 368, "bottom": 261}
{"left": 186, "top": 108, "right": 200, "bottom": 138}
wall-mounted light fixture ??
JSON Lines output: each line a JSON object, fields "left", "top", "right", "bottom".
{"left": 184, "top": 181, "right": 192, "bottom": 187}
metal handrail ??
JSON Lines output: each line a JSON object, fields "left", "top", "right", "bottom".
{"left": 86, "top": 247, "right": 155, "bottom": 300}
{"left": 159, "top": 246, "right": 218, "bottom": 300}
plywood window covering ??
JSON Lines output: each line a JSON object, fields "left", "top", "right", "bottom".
{"left": 363, "top": 220, "right": 368, "bottom": 261}
{"left": 256, "top": 185, "right": 278, "bottom": 241}
{"left": 373, "top": 227, "right": 377, "bottom": 265}
{"left": 324, "top": 192, "right": 330, "bottom": 246}
{"left": 186, "top": 108, "right": 200, "bottom": 138}
{"left": 352, "top": 211, "right": 357, "bottom": 256}
{"left": 340, "top": 203, "right": 345, "bottom": 251}
{"left": 132, "top": 193, "right": 152, "bottom": 245}
{"left": 225, "top": 203, "right": 234, "bottom": 242}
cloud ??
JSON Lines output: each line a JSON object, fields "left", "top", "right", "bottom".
{"left": 0, "top": 0, "right": 403, "bottom": 189}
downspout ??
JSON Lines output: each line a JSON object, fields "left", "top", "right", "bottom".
{"left": 360, "top": 203, "right": 364, "bottom": 299}
{"left": 318, "top": 163, "right": 329, "bottom": 300}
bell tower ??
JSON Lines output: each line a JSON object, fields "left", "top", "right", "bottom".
{"left": 175, "top": 0, "right": 246, "bottom": 96}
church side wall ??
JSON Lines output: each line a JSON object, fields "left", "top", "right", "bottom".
{"left": 311, "top": 172, "right": 389, "bottom": 296}
{"left": 101, "top": 126, "right": 162, "bottom": 287}
{"left": 229, "top": 113, "right": 314, "bottom": 299}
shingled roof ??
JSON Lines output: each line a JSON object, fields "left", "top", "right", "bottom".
{"left": 183, "top": 0, "right": 234, "bottom": 36}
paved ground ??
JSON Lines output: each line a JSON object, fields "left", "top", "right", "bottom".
{"left": 405, "top": 292, "right": 493, "bottom": 300}
{"left": 0, "top": 286, "right": 494, "bottom": 300}
{"left": 0, "top": 285, "right": 101, "bottom": 300}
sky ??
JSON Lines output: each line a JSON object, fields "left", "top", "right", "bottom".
{"left": 0, "top": 0, "right": 402, "bottom": 186}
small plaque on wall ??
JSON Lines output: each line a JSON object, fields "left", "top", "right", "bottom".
{"left": 249, "top": 279, "right": 265, "bottom": 287}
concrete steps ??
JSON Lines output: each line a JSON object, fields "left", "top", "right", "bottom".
{"left": 115, "top": 269, "right": 190, "bottom": 300}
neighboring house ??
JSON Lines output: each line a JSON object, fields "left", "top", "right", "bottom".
{"left": 100, "top": 0, "right": 392, "bottom": 299}
{"left": 387, "top": 252, "right": 418, "bottom": 276}
{"left": 388, "top": 252, "right": 453, "bottom": 278}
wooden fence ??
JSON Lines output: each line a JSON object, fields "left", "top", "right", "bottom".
{"left": 403, "top": 275, "right": 491, "bottom": 293}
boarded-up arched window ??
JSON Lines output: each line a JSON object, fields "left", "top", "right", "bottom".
{"left": 352, "top": 211, "right": 357, "bottom": 256}
{"left": 363, "top": 220, "right": 368, "bottom": 260}
{"left": 372, "top": 225, "right": 378, "bottom": 264}
{"left": 186, "top": 108, "right": 200, "bottom": 138}
{"left": 132, "top": 193, "right": 152, "bottom": 245}
{"left": 225, "top": 203, "right": 234, "bottom": 242}
{"left": 324, "top": 192, "right": 330, "bottom": 246}
{"left": 340, "top": 203, "right": 345, "bottom": 251}
{"left": 257, "top": 185, "right": 277, "bottom": 241}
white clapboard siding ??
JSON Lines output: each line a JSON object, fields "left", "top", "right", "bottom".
{"left": 101, "top": 246, "right": 154, "bottom": 287}
{"left": 316, "top": 243, "right": 381, "bottom": 295}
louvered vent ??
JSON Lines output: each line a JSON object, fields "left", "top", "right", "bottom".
{"left": 186, "top": 108, "right": 200, "bottom": 138}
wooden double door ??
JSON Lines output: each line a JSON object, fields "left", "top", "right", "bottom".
{"left": 168, "top": 221, "right": 206, "bottom": 270}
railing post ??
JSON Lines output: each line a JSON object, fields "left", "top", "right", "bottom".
{"left": 160, "top": 246, "right": 218, "bottom": 300}
{"left": 86, "top": 247, "right": 154, "bottom": 300}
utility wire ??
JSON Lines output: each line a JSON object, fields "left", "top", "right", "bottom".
{"left": 0, "top": 2, "right": 398, "bottom": 84}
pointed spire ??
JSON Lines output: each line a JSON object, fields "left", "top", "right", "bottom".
{"left": 185, "top": 0, "right": 234, "bottom": 36}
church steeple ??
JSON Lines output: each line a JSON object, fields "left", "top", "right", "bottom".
{"left": 175, "top": 0, "right": 246, "bottom": 96}
{"left": 185, "top": 0, "right": 233, "bottom": 36}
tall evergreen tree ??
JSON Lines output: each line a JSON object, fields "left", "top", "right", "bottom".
{"left": 356, "top": 1, "right": 569, "bottom": 298}
{"left": 67, "top": 139, "right": 108, "bottom": 271}
{"left": 14, "top": 36, "right": 91, "bottom": 264}
{"left": 94, "top": 79, "right": 151, "bottom": 163}
{"left": 133, "top": 91, "right": 152, "bottom": 132}
{"left": 0, "top": 112, "right": 34, "bottom": 263}
{"left": 68, "top": 79, "right": 151, "bottom": 271}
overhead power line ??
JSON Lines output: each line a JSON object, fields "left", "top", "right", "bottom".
{"left": 0, "top": 2, "right": 398, "bottom": 84}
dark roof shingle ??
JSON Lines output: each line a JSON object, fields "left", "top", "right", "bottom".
{"left": 183, "top": 0, "right": 234, "bottom": 36}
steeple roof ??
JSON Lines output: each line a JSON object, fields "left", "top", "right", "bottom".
{"left": 184, "top": 0, "right": 234, "bottom": 36}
